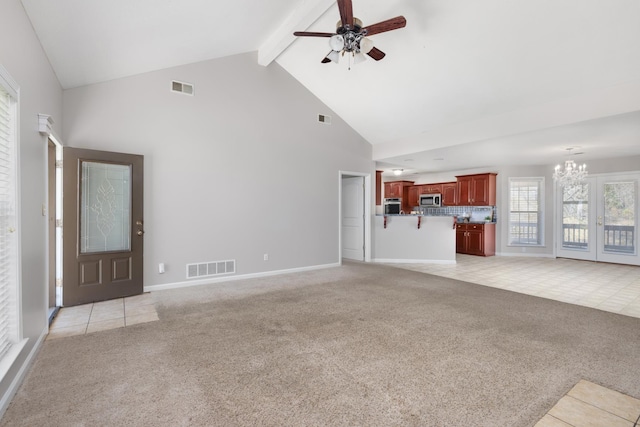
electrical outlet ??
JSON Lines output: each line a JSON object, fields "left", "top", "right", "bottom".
{"left": 263, "top": 254, "right": 269, "bottom": 261}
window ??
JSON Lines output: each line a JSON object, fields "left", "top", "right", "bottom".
{"left": 509, "top": 177, "right": 544, "bottom": 246}
{"left": 0, "top": 66, "right": 20, "bottom": 372}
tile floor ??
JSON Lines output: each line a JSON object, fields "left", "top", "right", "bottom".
{"left": 390, "top": 254, "right": 640, "bottom": 319}
{"left": 536, "top": 380, "right": 640, "bottom": 427}
{"left": 48, "top": 292, "right": 158, "bottom": 340}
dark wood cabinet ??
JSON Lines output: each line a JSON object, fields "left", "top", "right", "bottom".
{"left": 455, "top": 173, "right": 497, "bottom": 206}
{"left": 376, "top": 170, "right": 383, "bottom": 206}
{"left": 384, "top": 180, "right": 414, "bottom": 198}
{"left": 456, "top": 223, "right": 495, "bottom": 256}
{"left": 406, "top": 186, "right": 421, "bottom": 210}
{"left": 422, "top": 184, "right": 442, "bottom": 194}
{"left": 441, "top": 182, "right": 457, "bottom": 206}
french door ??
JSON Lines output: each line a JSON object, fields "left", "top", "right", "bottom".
{"left": 556, "top": 173, "right": 639, "bottom": 265}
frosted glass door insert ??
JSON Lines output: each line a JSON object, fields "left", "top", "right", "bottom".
{"left": 80, "top": 161, "right": 131, "bottom": 253}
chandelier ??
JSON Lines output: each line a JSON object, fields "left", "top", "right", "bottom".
{"left": 553, "top": 160, "right": 587, "bottom": 187}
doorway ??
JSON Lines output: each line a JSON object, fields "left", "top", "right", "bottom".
{"left": 340, "top": 172, "right": 371, "bottom": 262}
{"left": 556, "top": 172, "right": 639, "bottom": 265}
{"left": 62, "top": 147, "right": 144, "bottom": 306}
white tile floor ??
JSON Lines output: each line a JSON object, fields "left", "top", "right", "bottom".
{"left": 390, "top": 255, "right": 640, "bottom": 319}
{"left": 48, "top": 293, "right": 158, "bottom": 340}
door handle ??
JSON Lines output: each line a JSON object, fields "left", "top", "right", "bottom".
{"left": 597, "top": 216, "right": 603, "bottom": 226}
{"left": 137, "top": 229, "right": 144, "bottom": 236}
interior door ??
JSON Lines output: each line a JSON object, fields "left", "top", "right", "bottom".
{"left": 556, "top": 173, "right": 638, "bottom": 265}
{"left": 63, "top": 147, "right": 144, "bottom": 306}
{"left": 342, "top": 176, "right": 364, "bottom": 261}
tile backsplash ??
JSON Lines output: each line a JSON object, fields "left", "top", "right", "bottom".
{"left": 416, "top": 205, "right": 497, "bottom": 222}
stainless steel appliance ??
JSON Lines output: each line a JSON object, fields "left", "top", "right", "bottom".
{"left": 419, "top": 193, "right": 441, "bottom": 207}
{"left": 383, "top": 198, "right": 402, "bottom": 214}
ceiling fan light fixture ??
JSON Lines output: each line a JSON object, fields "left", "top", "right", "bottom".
{"left": 360, "top": 37, "right": 374, "bottom": 54}
{"left": 326, "top": 50, "right": 341, "bottom": 63}
{"left": 392, "top": 168, "right": 403, "bottom": 176}
{"left": 353, "top": 51, "right": 367, "bottom": 64}
{"left": 329, "top": 34, "right": 345, "bottom": 51}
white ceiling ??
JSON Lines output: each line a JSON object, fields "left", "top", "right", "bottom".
{"left": 20, "top": 0, "right": 640, "bottom": 176}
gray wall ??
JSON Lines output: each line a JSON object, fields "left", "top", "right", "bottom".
{"left": 0, "top": 0, "right": 63, "bottom": 410}
{"left": 63, "top": 52, "right": 373, "bottom": 288}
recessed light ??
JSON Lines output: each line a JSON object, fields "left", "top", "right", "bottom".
{"left": 404, "top": 159, "right": 414, "bottom": 162}
{"left": 434, "top": 158, "right": 444, "bottom": 161}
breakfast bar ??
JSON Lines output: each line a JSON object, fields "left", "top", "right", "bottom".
{"left": 373, "top": 215, "right": 457, "bottom": 264}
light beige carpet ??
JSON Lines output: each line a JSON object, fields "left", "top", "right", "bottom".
{"left": 2, "top": 261, "right": 640, "bottom": 426}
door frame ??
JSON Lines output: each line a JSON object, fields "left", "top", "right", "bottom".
{"left": 339, "top": 171, "right": 371, "bottom": 263}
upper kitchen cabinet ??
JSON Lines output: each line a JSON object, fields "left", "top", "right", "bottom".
{"left": 384, "top": 180, "right": 414, "bottom": 198}
{"left": 406, "top": 185, "right": 422, "bottom": 209}
{"left": 456, "top": 173, "right": 497, "bottom": 206}
{"left": 441, "top": 182, "right": 457, "bottom": 206}
{"left": 422, "top": 184, "right": 442, "bottom": 194}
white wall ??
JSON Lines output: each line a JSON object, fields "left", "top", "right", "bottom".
{"left": 63, "top": 52, "right": 373, "bottom": 288}
{"left": 0, "top": 0, "right": 63, "bottom": 413}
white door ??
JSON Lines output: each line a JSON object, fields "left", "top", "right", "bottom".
{"left": 557, "top": 173, "right": 638, "bottom": 265}
{"left": 342, "top": 176, "right": 364, "bottom": 261}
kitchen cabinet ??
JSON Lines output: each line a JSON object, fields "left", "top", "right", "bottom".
{"left": 384, "top": 180, "right": 414, "bottom": 198}
{"left": 406, "top": 186, "right": 421, "bottom": 210}
{"left": 422, "top": 184, "right": 442, "bottom": 194}
{"left": 441, "top": 182, "right": 457, "bottom": 206}
{"left": 456, "top": 223, "right": 495, "bottom": 256}
{"left": 376, "top": 170, "right": 383, "bottom": 205}
{"left": 455, "top": 173, "right": 497, "bottom": 206}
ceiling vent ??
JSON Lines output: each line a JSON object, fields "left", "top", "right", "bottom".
{"left": 171, "top": 80, "right": 194, "bottom": 96}
{"left": 318, "top": 114, "right": 331, "bottom": 125}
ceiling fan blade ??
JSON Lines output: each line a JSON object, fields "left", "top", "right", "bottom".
{"left": 362, "top": 16, "right": 407, "bottom": 36}
{"left": 321, "top": 57, "right": 332, "bottom": 63}
{"left": 293, "top": 31, "right": 334, "bottom": 37}
{"left": 367, "top": 47, "right": 386, "bottom": 61}
{"left": 337, "top": 0, "right": 353, "bottom": 29}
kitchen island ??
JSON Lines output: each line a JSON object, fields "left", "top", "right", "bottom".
{"left": 373, "top": 215, "right": 457, "bottom": 264}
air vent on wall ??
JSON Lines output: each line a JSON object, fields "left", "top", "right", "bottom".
{"left": 318, "top": 114, "right": 331, "bottom": 124}
{"left": 186, "top": 259, "right": 235, "bottom": 279}
{"left": 171, "top": 80, "right": 194, "bottom": 96}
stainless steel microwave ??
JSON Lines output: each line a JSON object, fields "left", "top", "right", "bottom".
{"left": 419, "top": 193, "right": 441, "bottom": 207}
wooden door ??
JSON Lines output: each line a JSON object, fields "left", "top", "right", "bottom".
{"left": 63, "top": 147, "right": 144, "bottom": 306}
{"left": 466, "top": 229, "right": 484, "bottom": 255}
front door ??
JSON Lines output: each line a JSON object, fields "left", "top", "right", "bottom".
{"left": 62, "top": 147, "right": 144, "bottom": 306}
{"left": 556, "top": 173, "right": 638, "bottom": 265}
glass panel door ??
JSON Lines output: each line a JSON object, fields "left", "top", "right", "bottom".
{"left": 597, "top": 177, "right": 637, "bottom": 264}
{"left": 556, "top": 173, "right": 639, "bottom": 265}
{"left": 557, "top": 178, "right": 596, "bottom": 261}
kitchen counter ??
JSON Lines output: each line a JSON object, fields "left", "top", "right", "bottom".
{"left": 373, "top": 215, "right": 456, "bottom": 264}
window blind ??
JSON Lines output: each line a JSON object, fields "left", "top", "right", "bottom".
{"left": 509, "top": 178, "right": 544, "bottom": 246}
{"left": 0, "top": 83, "right": 17, "bottom": 363}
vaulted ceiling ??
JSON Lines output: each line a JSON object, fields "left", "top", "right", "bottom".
{"left": 20, "top": 0, "right": 640, "bottom": 176}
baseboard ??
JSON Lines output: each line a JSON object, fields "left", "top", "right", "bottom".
{"left": 372, "top": 259, "right": 457, "bottom": 264}
{"left": 144, "top": 262, "right": 341, "bottom": 292}
{"left": 0, "top": 327, "right": 47, "bottom": 419}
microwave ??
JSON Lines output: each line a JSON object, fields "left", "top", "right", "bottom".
{"left": 419, "top": 193, "right": 441, "bottom": 207}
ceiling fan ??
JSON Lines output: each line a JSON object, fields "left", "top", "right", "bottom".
{"left": 293, "top": 0, "right": 406, "bottom": 65}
